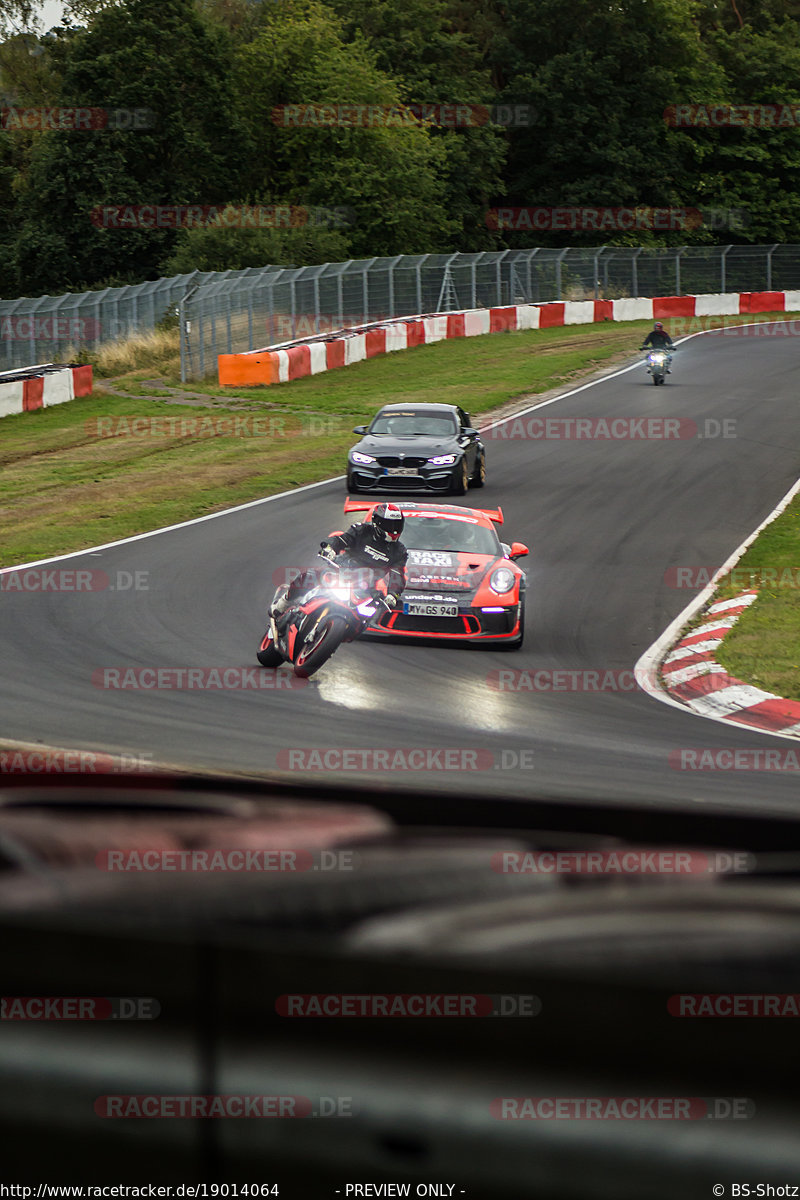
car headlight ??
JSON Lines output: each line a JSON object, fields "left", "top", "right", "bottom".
{"left": 351, "top": 451, "right": 376, "bottom": 465}
{"left": 489, "top": 567, "right": 516, "bottom": 594}
{"left": 428, "top": 454, "right": 457, "bottom": 465}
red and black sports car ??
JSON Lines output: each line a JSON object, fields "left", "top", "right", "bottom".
{"left": 341, "top": 499, "right": 528, "bottom": 647}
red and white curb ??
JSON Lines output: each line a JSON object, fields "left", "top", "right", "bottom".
{"left": 218, "top": 288, "right": 800, "bottom": 387}
{"left": 0, "top": 364, "right": 93, "bottom": 420}
{"left": 660, "top": 591, "right": 800, "bottom": 733}
{"left": 635, "top": 474, "right": 800, "bottom": 740}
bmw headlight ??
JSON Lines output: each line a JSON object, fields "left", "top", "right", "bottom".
{"left": 429, "top": 454, "right": 457, "bottom": 465}
{"left": 351, "top": 451, "right": 376, "bottom": 465}
{"left": 490, "top": 567, "right": 516, "bottom": 594}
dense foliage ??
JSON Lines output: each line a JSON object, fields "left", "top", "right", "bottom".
{"left": 0, "top": 0, "right": 798, "bottom": 294}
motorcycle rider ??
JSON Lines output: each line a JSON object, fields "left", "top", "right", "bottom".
{"left": 640, "top": 321, "right": 675, "bottom": 371}
{"left": 270, "top": 503, "right": 408, "bottom": 619}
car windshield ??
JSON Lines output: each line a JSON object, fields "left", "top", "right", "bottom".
{"left": 369, "top": 414, "right": 458, "bottom": 437}
{"left": 401, "top": 514, "right": 500, "bottom": 554}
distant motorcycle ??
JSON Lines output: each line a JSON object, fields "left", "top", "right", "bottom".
{"left": 639, "top": 346, "right": 674, "bottom": 386}
{"left": 257, "top": 547, "right": 393, "bottom": 678}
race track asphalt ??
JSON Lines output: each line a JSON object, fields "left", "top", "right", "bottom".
{"left": 3, "top": 327, "right": 800, "bottom": 813}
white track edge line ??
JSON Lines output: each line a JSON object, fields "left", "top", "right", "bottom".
{"left": 634, "top": 469, "right": 800, "bottom": 741}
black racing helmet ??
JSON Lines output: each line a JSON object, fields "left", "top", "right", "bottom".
{"left": 654, "top": 321, "right": 664, "bottom": 330}
{"left": 371, "top": 503, "right": 405, "bottom": 542}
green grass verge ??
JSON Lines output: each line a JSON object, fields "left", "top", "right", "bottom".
{"left": 712, "top": 494, "right": 800, "bottom": 700}
{"left": 0, "top": 320, "right": 642, "bottom": 566}
{"left": 1, "top": 309, "right": 797, "bottom": 580}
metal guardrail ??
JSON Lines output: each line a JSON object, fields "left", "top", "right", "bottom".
{"left": 180, "top": 245, "right": 800, "bottom": 380}
{"left": 0, "top": 265, "right": 278, "bottom": 374}
{"left": 4, "top": 245, "right": 800, "bottom": 380}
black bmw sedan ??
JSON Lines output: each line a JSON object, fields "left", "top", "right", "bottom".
{"left": 346, "top": 402, "right": 487, "bottom": 494}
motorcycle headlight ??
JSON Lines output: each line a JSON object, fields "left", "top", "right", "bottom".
{"left": 429, "top": 454, "right": 457, "bottom": 465}
{"left": 489, "top": 567, "right": 516, "bottom": 595}
{"left": 351, "top": 451, "right": 376, "bottom": 465}
{"left": 328, "top": 585, "right": 352, "bottom": 602}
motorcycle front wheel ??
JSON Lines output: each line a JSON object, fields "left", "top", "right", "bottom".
{"left": 256, "top": 628, "right": 284, "bottom": 667}
{"left": 293, "top": 614, "right": 350, "bottom": 678}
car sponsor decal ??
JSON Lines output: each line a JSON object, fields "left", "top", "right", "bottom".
{"left": 407, "top": 550, "right": 458, "bottom": 567}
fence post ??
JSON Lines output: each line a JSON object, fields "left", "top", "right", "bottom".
{"left": 721, "top": 245, "right": 731, "bottom": 294}
{"left": 555, "top": 249, "right": 567, "bottom": 300}
{"left": 632, "top": 247, "right": 642, "bottom": 297}
{"left": 767, "top": 243, "right": 779, "bottom": 291}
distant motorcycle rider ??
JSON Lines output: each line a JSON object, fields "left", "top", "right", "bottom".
{"left": 640, "top": 321, "right": 675, "bottom": 370}
{"left": 271, "top": 503, "right": 408, "bottom": 618}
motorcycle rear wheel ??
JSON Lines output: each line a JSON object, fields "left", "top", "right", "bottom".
{"left": 293, "top": 614, "right": 349, "bottom": 678}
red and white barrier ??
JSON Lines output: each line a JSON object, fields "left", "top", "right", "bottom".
{"left": 217, "top": 291, "right": 800, "bottom": 387}
{"left": 0, "top": 364, "right": 93, "bottom": 420}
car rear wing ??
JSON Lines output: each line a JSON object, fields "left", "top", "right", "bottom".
{"left": 344, "top": 499, "right": 504, "bottom": 525}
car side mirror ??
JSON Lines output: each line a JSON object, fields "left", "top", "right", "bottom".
{"left": 353, "top": 425, "right": 367, "bottom": 435}
{"left": 507, "top": 542, "right": 529, "bottom": 560}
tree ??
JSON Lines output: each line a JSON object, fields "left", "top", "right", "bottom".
{"left": 489, "top": 0, "right": 728, "bottom": 247}
{"left": 323, "top": 0, "right": 506, "bottom": 249}
{"left": 232, "top": 0, "right": 456, "bottom": 258}
{"left": 12, "top": 0, "right": 251, "bottom": 293}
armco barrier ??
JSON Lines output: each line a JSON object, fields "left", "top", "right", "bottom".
{"left": 217, "top": 292, "right": 798, "bottom": 388}
{"left": 0, "top": 364, "right": 93, "bottom": 420}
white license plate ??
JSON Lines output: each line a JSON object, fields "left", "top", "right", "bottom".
{"left": 404, "top": 602, "right": 459, "bottom": 617}
{"left": 385, "top": 467, "right": 420, "bottom": 476}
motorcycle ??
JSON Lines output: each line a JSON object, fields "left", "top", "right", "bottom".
{"left": 640, "top": 346, "right": 674, "bottom": 385}
{"left": 256, "top": 546, "right": 393, "bottom": 678}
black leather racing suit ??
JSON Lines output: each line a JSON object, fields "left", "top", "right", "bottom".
{"left": 281, "top": 522, "right": 408, "bottom": 609}
{"left": 326, "top": 522, "right": 408, "bottom": 603}
{"left": 642, "top": 329, "right": 675, "bottom": 350}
